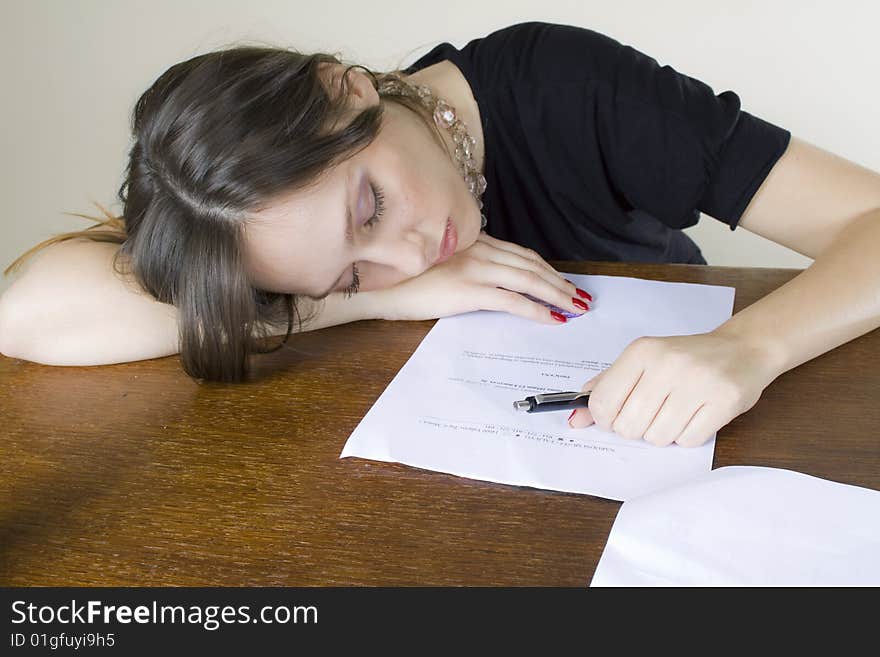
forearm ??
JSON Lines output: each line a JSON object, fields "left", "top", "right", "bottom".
{"left": 713, "top": 209, "right": 880, "bottom": 377}
{"left": 264, "top": 289, "right": 384, "bottom": 335}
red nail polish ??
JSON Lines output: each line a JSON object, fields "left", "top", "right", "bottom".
{"left": 550, "top": 311, "right": 567, "bottom": 323}
{"left": 572, "top": 298, "right": 588, "bottom": 311}
{"left": 575, "top": 288, "right": 593, "bottom": 302}
{"left": 567, "top": 409, "right": 577, "bottom": 422}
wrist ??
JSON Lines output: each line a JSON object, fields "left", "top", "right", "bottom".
{"left": 328, "top": 287, "right": 386, "bottom": 325}
{"left": 354, "top": 288, "right": 388, "bottom": 322}
{"left": 287, "top": 288, "right": 386, "bottom": 334}
{"left": 365, "top": 286, "right": 400, "bottom": 321}
{"left": 711, "top": 315, "right": 790, "bottom": 382}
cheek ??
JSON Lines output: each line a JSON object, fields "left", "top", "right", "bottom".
{"left": 393, "top": 153, "right": 426, "bottom": 197}
{"left": 242, "top": 242, "right": 279, "bottom": 291}
{"left": 243, "top": 227, "right": 313, "bottom": 293}
{"left": 393, "top": 142, "right": 450, "bottom": 204}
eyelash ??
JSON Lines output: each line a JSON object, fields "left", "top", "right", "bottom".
{"left": 342, "top": 182, "right": 385, "bottom": 298}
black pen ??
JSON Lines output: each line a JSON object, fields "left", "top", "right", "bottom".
{"left": 512, "top": 391, "right": 590, "bottom": 413}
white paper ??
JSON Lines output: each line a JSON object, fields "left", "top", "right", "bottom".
{"left": 591, "top": 466, "right": 880, "bottom": 586}
{"left": 341, "top": 273, "right": 735, "bottom": 501}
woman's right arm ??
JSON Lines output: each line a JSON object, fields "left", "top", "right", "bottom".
{"left": 0, "top": 232, "right": 584, "bottom": 366}
{"left": 0, "top": 239, "right": 183, "bottom": 365}
{"left": 0, "top": 239, "right": 389, "bottom": 366}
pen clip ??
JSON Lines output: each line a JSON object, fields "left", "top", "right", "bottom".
{"left": 533, "top": 392, "right": 589, "bottom": 405}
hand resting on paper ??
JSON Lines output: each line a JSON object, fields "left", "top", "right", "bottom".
{"left": 373, "top": 232, "right": 591, "bottom": 324}
{"left": 568, "top": 331, "right": 784, "bottom": 447}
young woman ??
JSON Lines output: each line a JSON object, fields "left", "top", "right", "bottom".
{"left": 2, "top": 22, "right": 878, "bottom": 448}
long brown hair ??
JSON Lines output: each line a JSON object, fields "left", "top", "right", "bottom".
{"left": 4, "top": 46, "right": 446, "bottom": 383}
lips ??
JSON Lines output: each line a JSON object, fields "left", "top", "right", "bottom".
{"left": 434, "top": 218, "right": 457, "bottom": 265}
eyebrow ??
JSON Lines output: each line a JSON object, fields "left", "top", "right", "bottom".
{"left": 311, "top": 195, "right": 355, "bottom": 300}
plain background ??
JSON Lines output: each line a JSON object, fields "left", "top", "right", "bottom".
{"left": 2, "top": 0, "right": 878, "bottom": 296}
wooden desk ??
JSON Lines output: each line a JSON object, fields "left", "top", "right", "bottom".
{"left": 2, "top": 262, "right": 878, "bottom": 586}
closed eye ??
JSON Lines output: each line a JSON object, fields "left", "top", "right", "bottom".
{"left": 365, "top": 182, "right": 385, "bottom": 228}
{"left": 343, "top": 182, "right": 385, "bottom": 297}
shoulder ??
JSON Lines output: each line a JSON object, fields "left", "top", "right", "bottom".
{"left": 473, "top": 21, "right": 613, "bottom": 49}
{"left": 458, "top": 21, "right": 631, "bottom": 90}
{"left": 406, "top": 22, "right": 625, "bottom": 90}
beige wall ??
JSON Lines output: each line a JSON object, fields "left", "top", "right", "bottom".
{"left": 2, "top": 0, "right": 878, "bottom": 296}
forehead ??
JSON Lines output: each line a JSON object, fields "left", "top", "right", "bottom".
{"left": 242, "top": 162, "right": 353, "bottom": 293}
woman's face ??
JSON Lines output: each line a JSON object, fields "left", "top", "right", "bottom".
{"left": 242, "top": 66, "right": 482, "bottom": 299}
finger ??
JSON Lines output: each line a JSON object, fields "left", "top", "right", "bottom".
{"left": 587, "top": 354, "right": 646, "bottom": 433}
{"left": 610, "top": 379, "right": 671, "bottom": 442}
{"left": 476, "top": 233, "right": 572, "bottom": 283}
{"left": 568, "top": 372, "right": 603, "bottom": 429}
{"left": 673, "top": 404, "right": 720, "bottom": 447}
{"left": 472, "top": 236, "right": 596, "bottom": 308}
{"left": 476, "top": 286, "right": 576, "bottom": 325}
{"left": 469, "top": 258, "right": 587, "bottom": 317}
{"left": 642, "top": 391, "right": 701, "bottom": 447}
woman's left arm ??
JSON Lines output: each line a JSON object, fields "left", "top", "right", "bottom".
{"left": 569, "top": 136, "right": 880, "bottom": 446}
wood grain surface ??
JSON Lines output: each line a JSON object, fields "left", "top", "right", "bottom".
{"left": 1, "top": 261, "right": 878, "bottom": 586}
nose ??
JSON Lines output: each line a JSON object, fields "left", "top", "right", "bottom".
{"left": 359, "top": 230, "right": 430, "bottom": 278}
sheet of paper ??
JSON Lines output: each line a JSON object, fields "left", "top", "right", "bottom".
{"left": 341, "top": 273, "right": 735, "bottom": 500}
{"left": 591, "top": 466, "right": 880, "bottom": 586}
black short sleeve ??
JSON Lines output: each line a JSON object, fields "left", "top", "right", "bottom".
{"left": 584, "top": 27, "right": 792, "bottom": 230}
{"left": 405, "top": 22, "right": 792, "bottom": 264}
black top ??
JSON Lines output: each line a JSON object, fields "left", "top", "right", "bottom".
{"left": 403, "top": 21, "right": 792, "bottom": 265}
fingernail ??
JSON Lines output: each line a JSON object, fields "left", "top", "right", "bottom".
{"left": 575, "top": 288, "right": 593, "bottom": 301}
{"left": 572, "top": 298, "right": 589, "bottom": 311}
{"left": 567, "top": 409, "right": 578, "bottom": 423}
{"left": 550, "top": 310, "right": 567, "bottom": 323}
